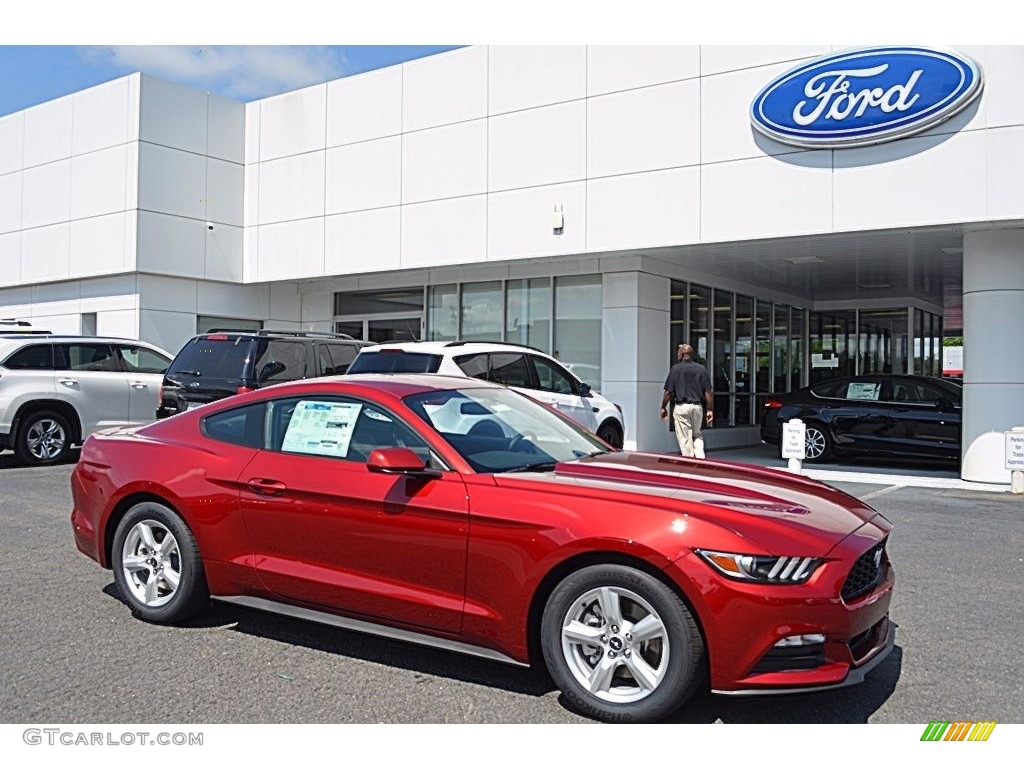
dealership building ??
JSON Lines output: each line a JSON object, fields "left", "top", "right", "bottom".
{"left": 1, "top": 45, "right": 1022, "bottom": 482}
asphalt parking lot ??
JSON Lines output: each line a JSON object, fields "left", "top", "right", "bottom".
{"left": 1, "top": 450, "right": 1021, "bottom": 724}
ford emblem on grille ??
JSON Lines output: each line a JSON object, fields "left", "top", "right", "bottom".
{"left": 750, "top": 47, "right": 983, "bottom": 148}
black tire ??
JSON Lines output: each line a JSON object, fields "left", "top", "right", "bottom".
{"left": 803, "top": 422, "right": 834, "bottom": 463}
{"left": 15, "top": 409, "right": 74, "bottom": 465}
{"left": 112, "top": 501, "right": 209, "bottom": 623}
{"left": 541, "top": 564, "right": 704, "bottom": 723}
{"left": 596, "top": 420, "right": 623, "bottom": 449}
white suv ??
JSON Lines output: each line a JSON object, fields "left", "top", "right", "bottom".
{"left": 347, "top": 341, "right": 625, "bottom": 447}
{"left": 0, "top": 335, "right": 172, "bottom": 465}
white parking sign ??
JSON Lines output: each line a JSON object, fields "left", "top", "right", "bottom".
{"left": 1006, "top": 431, "right": 1024, "bottom": 471}
{"left": 782, "top": 419, "right": 806, "bottom": 460}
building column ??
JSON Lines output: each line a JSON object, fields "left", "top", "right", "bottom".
{"left": 961, "top": 229, "right": 1024, "bottom": 483}
{"left": 601, "top": 272, "right": 674, "bottom": 453}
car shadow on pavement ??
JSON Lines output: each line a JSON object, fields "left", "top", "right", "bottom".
{"left": 101, "top": 583, "right": 557, "bottom": 698}
{"left": 0, "top": 448, "right": 79, "bottom": 470}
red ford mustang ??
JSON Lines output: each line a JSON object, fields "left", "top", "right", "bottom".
{"left": 71, "top": 374, "right": 894, "bottom": 722}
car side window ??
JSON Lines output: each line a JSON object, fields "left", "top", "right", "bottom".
{"left": 116, "top": 344, "right": 170, "bottom": 374}
{"left": 530, "top": 355, "right": 577, "bottom": 395}
{"left": 454, "top": 353, "right": 489, "bottom": 380}
{"left": 318, "top": 345, "right": 336, "bottom": 376}
{"left": 324, "top": 343, "right": 359, "bottom": 374}
{"left": 202, "top": 402, "right": 267, "bottom": 448}
{"left": 266, "top": 396, "right": 433, "bottom": 465}
{"left": 905, "top": 379, "right": 951, "bottom": 404}
{"left": 844, "top": 379, "right": 883, "bottom": 401}
{"left": 2, "top": 343, "right": 54, "bottom": 370}
{"left": 488, "top": 353, "right": 531, "bottom": 388}
{"left": 254, "top": 340, "right": 307, "bottom": 383}
{"left": 60, "top": 343, "right": 118, "bottom": 372}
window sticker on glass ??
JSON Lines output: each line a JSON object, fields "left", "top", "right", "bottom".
{"left": 281, "top": 401, "right": 363, "bottom": 457}
{"left": 845, "top": 382, "right": 881, "bottom": 401}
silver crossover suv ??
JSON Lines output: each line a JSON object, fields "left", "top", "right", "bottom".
{"left": 0, "top": 334, "right": 172, "bottom": 465}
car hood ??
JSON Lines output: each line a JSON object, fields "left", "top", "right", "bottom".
{"left": 493, "top": 451, "right": 882, "bottom": 556}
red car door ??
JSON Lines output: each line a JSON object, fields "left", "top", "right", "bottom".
{"left": 238, "top": 395, "right": 469, "bottom": 633}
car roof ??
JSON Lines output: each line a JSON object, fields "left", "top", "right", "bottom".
{"left": 0, "top": 334, "right": 169, "bottom": 350}
{"left": 362, "top": 340, "right": 541, "bottom": 355}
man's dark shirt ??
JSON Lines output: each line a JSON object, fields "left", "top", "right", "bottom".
{"left": 664, "top": 359, "right": 711, "bottom": 404}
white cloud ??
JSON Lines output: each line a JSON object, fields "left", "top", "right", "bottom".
{"left": 79, "top": 46, "right": 350, "bottom": 101}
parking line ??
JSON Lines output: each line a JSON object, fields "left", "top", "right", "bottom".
{"left": 858, "top": 484, "right": 905, "bottom": 501}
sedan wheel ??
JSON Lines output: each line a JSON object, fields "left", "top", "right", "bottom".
{"left": 542, "top": 565, "right": 704, "bottom": 722}
{"left": 16, "top": 410, "right": 73, "bottom": 465}
{"left": 112, "top": 502, "right": 209, "bottom": 623}
{"left": 803, "top": 424, "right": 834, "bottom": 462}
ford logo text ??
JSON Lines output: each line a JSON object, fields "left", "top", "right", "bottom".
{"left": 751, "top": 47, "right": 983, "bottom": 148}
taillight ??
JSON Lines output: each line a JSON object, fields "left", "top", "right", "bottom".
{"left": 763, "top": 399, "right": 784, "bottom": 409}
{"left": 236, "top": 386, "right": 254, "bottom": 395}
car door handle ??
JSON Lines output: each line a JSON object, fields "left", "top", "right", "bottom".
{"left": 130, "top": 381, "right": 148, "bottom": 389}
{"left": 247, "top": 478, "right": 288, "bottom": 496}
{"left": 59, "top": 378, "right": 78, "bottom": 386}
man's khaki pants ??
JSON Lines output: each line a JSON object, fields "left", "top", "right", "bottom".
{"left": 672, "top": 402, "right": 705, "bottom": 458}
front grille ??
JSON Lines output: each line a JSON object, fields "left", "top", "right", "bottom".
{"left": 841, "top": 540, "right": 886, "bottom": 603}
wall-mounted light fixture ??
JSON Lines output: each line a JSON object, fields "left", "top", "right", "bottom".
{"left": 552, "top": 205, "right": 564, "bottom": 235}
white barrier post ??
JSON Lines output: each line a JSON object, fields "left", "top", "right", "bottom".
{"left": 782, "top": 418, "right": 806, "bottom": 474}
{"left": 1007, "top": 427, "right": 1024, "bottom": 495}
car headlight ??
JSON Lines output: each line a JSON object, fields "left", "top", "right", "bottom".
{"left": 695, "top": 549, "right": 822, "bottom": 584}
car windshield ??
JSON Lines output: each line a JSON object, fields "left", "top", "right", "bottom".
{"left": 403, "top": 386, "right": 607, "bottom": 473}
{"left": 348, "top": 350, "right": 443, "bottom": 374}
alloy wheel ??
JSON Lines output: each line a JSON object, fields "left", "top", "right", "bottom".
{"left": 804, "top": 427, "right": 828, "bottom": 460}
{"left": 559, "top": 585, "right": 670, "bottom": 704}
{"left": 120, "top": 520, "right": 182, "bottom": 608}
{"left": 26, "top": 418, "right": 67, "bottom": 461}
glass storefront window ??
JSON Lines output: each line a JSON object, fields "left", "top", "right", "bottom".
{"left": 506, "top": 279, "right": 551, "bottom": 352}
{"left": 791, "top": 308, "right": 805, "bottom": 389}
{"left": 554, "top": 275, "right": 603, "bottom": 385}
{"left": 714, "top": 291, "right": 736, "bottom": 426}
{"left": 670, "top": 280, "right": 687, "bottom": 361}
{"left": 755, "top": 299, "right": 772, "bottom": 395}
{"left": 461, "top": 282, "right": 503, "bottom": 342}
{"left": 688, "top": 285, "right": 711, "bottom": 368}
{"left": 733, "top": 295, "right": 752, "bottom": 425}
{"left": 913, "top": 308, "right": 924, "bottom": 375}
{"left": 773, "top": 304, "right": 790, "bottom": 392}
{"left": 334, "top": 289, "right": 424, "bottom": 316}
{"left": 428, "top": 284, "right": 459, "bottom": 341}
{"left": 810, "top": 310, "right": 854, "bottom": 384}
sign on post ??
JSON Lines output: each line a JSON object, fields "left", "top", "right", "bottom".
{"left": 1006, "top": 429, "right": 1024, "bottom": 471}
{"left": 782, "top": 419, "right": 806, "bottom": 460}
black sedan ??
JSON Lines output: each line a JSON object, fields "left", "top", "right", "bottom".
{"left": 760, "top": 375, "right": 962, "bottom": 463}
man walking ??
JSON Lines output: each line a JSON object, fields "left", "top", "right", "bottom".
{"left": 661, "top": 344, "right": 714, "bottom": 458}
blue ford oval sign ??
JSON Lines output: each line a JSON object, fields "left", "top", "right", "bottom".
{"left": 751, "top": 47, "right": 983, "bottom": 148}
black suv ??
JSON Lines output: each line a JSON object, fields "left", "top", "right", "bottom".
{"left": 157, "top": 330, "right": 372, "bottom": 419}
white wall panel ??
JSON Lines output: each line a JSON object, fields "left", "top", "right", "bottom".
{"left": 95, "top": 309, "right": 139, "bottom": 340}
{"left": 587, "top": 46, "right": 700, "bottom": 95}
{"left": 139, "top": 308, "right": 198, "bottom": 356}
{"left": 124, "top": 143, "right": 139, "bottom": 210}
{"left": 32, "top": 281, "right": 79, "bottom": 304}
{"left": 197, "top": 280, "right": 270, "bottom": 318}
{"left": 258, "top": 153, "right": 325, "bottom": 224}
{"left": 0, "top": 232, "right": 20, "bottom": 286}
{"left": 487, "top": 183, "right": 585, "bottom": 261}
{"left": 488, "top": 46, "right": 586, "bottom": 114}
{"left": 206, "top": 158, "right": 244, "bottom": 226}
{"left": 980, "top": 46, "right": 1024, "bottom": 128}
{"left": 269, "top": 283, "right": 301, "bottom": 322}
{"left": 22, "top": 224, "right": 70, "bottom": 282}
{"left": 79, "top": 274, "right": 136, "bottom": 303}
{"left": 243, "top": 227, "right": 257, "bottom": 282}
{"left": 29, "top": 312, "right": 79, "bottom": 334}
{"left": 126, "top": 74, "right": 141, "bottom": 143}
{"left": 71, "top": 145, "right": 127, "bottom": 219}
{"left": 72, "top": 77, "right": 130, "bottom": 156}
{"left": 588, "top": 168, "right": 700, "bottom": 251}
{"left": 702, "top": 153, "right": 833, "bottom": 242}
{"left": 325, "top": 137, "right": 401, "bottom": 214}
{"left": 22, "top": 160, "right": 71, "bottom": 229}
{"left": 23, "top": 98, "right": 73, "bottom": 168}
{"left": 325, "top": 208, "right": 401, "bottom": 275}
{"left": 588, "top": 81, "right": 700, "bottom": 178}
{"left": 702, "top": 62, "right": 804, "bottom": 164}
{"left": 69, "top": 213, "right": 126, "bottom": 277}
{"left": 403, "top": 47, "right": 487, "bottom": 133}
{"left": 244, "top": 164, "right": 259, "bottom": 225}
{"left": 489, "top": 101, "right": 586, "bottom": 191}
{"left": 137, "top": 274, "right": 197, "bottom": 313}
{"left": 987, "top": 127, "right": 1024, "bottom": 218}
{"left": 0, "top": 112, "right": 25, "bottom": 175}
{"left": 139, "top": 75, "right": 208, "bottom": 155}
{"left": 700, "top": 46, "right": 828, "bottom": 76}
{"left": 137, "top": 143, "right": 205, "bottom": 220}
{"left": 327, "top": 66, "right": 402, "bottom": 147}
{"left": 207, "top": 93, "right": 245, "bottom": 164}
{"left": 256, "top": 219, "right": 325, "bottom": 281}
{"left": 402, "top": 121, "right": 486, "bottom": 204}
{"left": 245, "top": 102, "right": 261, "bottom": 165}
{"left": 123, "top": 210, "right": 137, "bottom": 272}
{"left": 205, "top": 224, "right": 243, "bottom": 283}
{"left": 834, "top": 131, "right": 986, "bottom": 231}
{"left": 0, "top": 172, "right": 22, "bottom": 234}
{"left": 300, "top": 290, "right": 333, "bottom": 326}
{"left": 258, "top": 85, "right": 326, "bottom": 161}
{"left": 136, "top": 211, "right": 205, "bottom": 277}
{"left": 401, "top": 197, "right": 486, "bottom": 268}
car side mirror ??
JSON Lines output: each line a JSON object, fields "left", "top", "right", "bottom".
{"left": 367, "top": 447, "right": 441, "bottom": 479}
{"left": 578, "top": 382, "right": 593, "bottom": 398}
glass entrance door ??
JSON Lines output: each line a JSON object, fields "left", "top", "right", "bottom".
{"left": 335, "top": 315, "right": 422, "bottom": 343}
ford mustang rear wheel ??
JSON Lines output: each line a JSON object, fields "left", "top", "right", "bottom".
{"left": 541, "top": 564, "right": 704, "bottom": 722}
{"left": 112, "top": 502, "right": 209, "bottom": 623}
